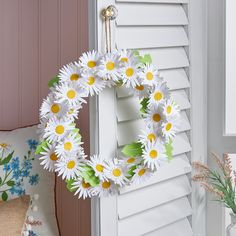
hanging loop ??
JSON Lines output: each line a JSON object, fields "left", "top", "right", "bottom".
{"left": 101, "top": 5, "right": 118, "bottom": 21}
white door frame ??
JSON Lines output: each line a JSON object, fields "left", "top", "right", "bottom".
{"left": 88, "top": 0, "right": 208, "bottom": 235}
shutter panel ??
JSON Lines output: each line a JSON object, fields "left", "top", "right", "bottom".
{"left": 115, "top": 1, "right": 192, "bottom": 235}
{"left": 94, "top": 0, "right": 193, "bottom": 235}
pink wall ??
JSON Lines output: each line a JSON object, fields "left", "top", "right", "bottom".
{"left": 0, "top": 0, "right": 90, "bottom": 235}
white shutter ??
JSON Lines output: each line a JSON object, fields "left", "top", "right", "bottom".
{"left": 91, "top": 0, "right": 197, "bottom": 235}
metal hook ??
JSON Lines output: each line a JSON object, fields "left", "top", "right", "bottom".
{"left": 101, "top": 5, "right": 118, "bottom": 20}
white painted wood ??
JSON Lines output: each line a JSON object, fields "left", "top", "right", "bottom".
{"left": 119, "top": 154, "right": 191, "bottom": 194}
{"left": 116, "top": 90, "right": 190, "bottom": 122}
{"left": 144, "top": 218, "right": 193, "bottom": 236}
{"left": 118, "top": 175, "right": 191, "bottom": 219}
{"left": 116, "top": 0, "right": 189, "bottom": 3}
{"left": 116, "top": 27, "right": 189, "bottom": 49}
{"left": 116, "top": 3, "right": 188, "bottom": 26}
{"left": 117, "top": 111, "right": 190, "bottom": 145}
{"left": 139, "top": 48, "right": 189, "bottom": 70}
{"left": 118, "top": 197, "right": 192, "bottom": 236}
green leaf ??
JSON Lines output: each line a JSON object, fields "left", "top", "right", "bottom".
{"left": 80, "top": 165, "right": 100, "bottom": 187}
{"left": 140, "top": 98, "right": 149, "bottom": 114}
{"left": 127, "top": 165, "right": 137, "bottom": 178}
{"left": 7, "top": 180, "right": 15, "bottom": 187}
{"left": 35, "top": 140, "right": 49, "bottom": 155}
{"left": 48, "top": 76, "right": 59, "bottom": 88}
{"left": 66, "top": 179, "right": 76, "bottom": 193}
{"left": 2, "top": 191, "right": 8, "bottom": 201}
{"left": 0, "top": 177, "right": 2, "bottom": 185}
{"left": 132, "top": 50, "right": 140, "bottom": 57}
{"left": 165, "top": 140, "right": 173, "bottom": 161}
{"left": 122, "top": 142, "right": 143, "bottom": 157}
{"left": 0, "top": 151, "right": 14, "bottom": 166}
{"left": 138, "top": 54, "right": 152, "bottom": 65}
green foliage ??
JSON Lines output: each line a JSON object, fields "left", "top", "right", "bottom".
{"left": 122, "top": 142, "right": 143, "bottom": 157}
{"left": 48, "top": 76, "right": 59, "bottom": 88}
{"left": 80, "top": 165, "right": 100, "bottom": 187}
{"left": 140, "top": 98, "right": 149, "bottom": 114}
{"left": 0, "top": 151, "right": 14, "bottom": 166}
{"left": 127, "top": 165, "right": 137, "bottom": 178}
{"left": 2, "top": 191, "right": 8, "bottom": 201}
{"left": 35, "top": 140, "right": 49, "bottom": 155}
{"left": 66, "top": 179, "right": 76, "bottom": 193}
{"left": 7, "top": 180, "right": 14, "bottom": 187}
{"left": 165, "top": 140, "right": 173, "bottom": 161}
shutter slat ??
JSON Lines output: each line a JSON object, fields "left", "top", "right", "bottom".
{"left": 117, "top": 27, "right": 188, "bottom": 49}
{"left": 119, "top": 154, "right": 191, "bottom": 194}
{"left": 116, "top": 0, "right": 189, "bottom": 3}
{"left": 118, "top": 197, "right": 192, "bottom": 236}
{"left": 118, "top": 175, "right": 191, "bottom": 219}
{"left": 116, "top": 4, "right": 188, "bottom": 26}
{"left": 145, "top": 218, "right": 193, "bottom": 236}
{"left": 116, "top": 90, "right": 189, "bottom": 122}
{"left": 117, "top": 111, "right": 190, "bottom": 146}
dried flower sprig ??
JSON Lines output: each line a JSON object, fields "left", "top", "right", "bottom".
{"left": 193, "top": 153, "right": 236, "bottom": 214}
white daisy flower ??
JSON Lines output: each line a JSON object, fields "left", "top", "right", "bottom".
{"left": 72, "top": 179, "right": 92, "bottom": 199}
{"left": 66, "top": 104, "right": 82, "bottom": 120}
{"left": 39, "top": 144, "right": 58, "bottom": 172}
{"left": 44, "top": 118, "right": 74, "bottom": 142}
{"left": 55, "top": 82, "right": 87, "bottom": 106}
{"left": 91, "top": 180, "right": 117, "bottom": 197}
{"left": 79, "top": 50, "right": 100, "bottom": 71}
{"left": 142, "top": 141, "right": 167, "bottom": 171}
{"left": 144, "top": 106, "right": 164, "bottom": 128}
{"left": 55, "top": 157, "right": 82, "bottom": 180}
{"left": 120, "top": 156, "right": 142, "bottom": 167}
{"left": 104, "top": 161, "right": 128, "bottom": 186}
{"left": 132, "top": 80, "right": 150, "bottom": 100}
{"left": 98, "top": 53, "right": 121, "bottom": 81}
{"left": 121, "top": 62, "right": 140, "bottom": 88}
{"left": 59, "top": 62, "right": 82, "bottom": 83}
{"left": 40, "top": 93, "right": 68, "bottom": 119}
{"left": 131, "top": 166, "right": 153, "bottom": 185}
{"left": 119, "top": 49, "right": 137, "bottom": 64}
{"left": 37, "top": 118, "right": 49, "bottom": 141}
{"left": 148, "top": 82, "right": 170, "bottom": 108}
{"left": 162, "top": 99, "right": 180, "bottom": 117}
{"left": 80, "top": 72, "right": 106, "bottom": 96}
{"left": 139, "top": 127, "right": 158, "bottom": 145}
{"left": 87, "top": 155, "right": 107, "bottom": 180}
{"left": 162, "top": 116, "right": 180, "bottom": 140}
{"left": 139, "top": 64, "right": 160, "bottom": 86}
{"left": 0, "top": 143, "right": 11, "bottom": 156}
{"left": 55, "top": 133, "right": 82, "bottom": 158}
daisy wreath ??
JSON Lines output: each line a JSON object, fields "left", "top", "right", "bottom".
{"left": 36, "top": 50, "right": 180, "bottom": 199}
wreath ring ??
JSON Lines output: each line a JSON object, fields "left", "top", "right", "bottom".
{"left": 36, "top": 50, "right": 180, "bottom": 199}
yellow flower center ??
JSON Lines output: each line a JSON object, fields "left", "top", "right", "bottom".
{"left": 87, "top": 76, "right": 95, "bottom": 85}
{"left": 87, "top": 60, "right": 96, "bottom": 68}
{"left": 64, "top": 142, "right": 72, "bottom": 151}
{"left": 51, "top": 104, "right": 60, "bottom": 114}
{"left": 82, "top": 181, "right": 91, "bottom": 189}
{"left": 50, "top": 153, "right": 58, "bottom": 161}
{"left": 126, "top": 68, "right": 134, "bottom": 77}
{"left": 106, "top": 61, "right": 115, "bottom": 70}
{"left": 55, "top": 125, "right": 65, "bottom": 135}
{"left": 152, "top": 114, "right": 161, "bottom": 122}
{"left": 102, "top": 181, "right": 111, "bottom": 189}
{"left": 138, "top": 168, "right": 146, "bottom": 176}
{"left": 112, "top": 168, "right": 122, "bottom": 177}
{"left": 154, "top": 92, "right": 163, "bottom": 101}
{"left": 127, "top": 157, "right": 135, "bottom": 164}
{"left": 96, "top": 164, "right": 104, "bottom": 172}
{"left": 67, "top": 90, "right": 76, "bottom": 99}
{"left": 149, "top": 150, "right": 158, "bottom": 159}
{"left": 166, "top": 123, "right": 172, "bottom": 131}
{"left": 146, "top": 72, "right": 154, "bottom": 80}
{"left": 0, "top": 143, "right": 8, "bottom": 148}
{"left": 67, "top": 160, "right": 76, "bottom": 169}
{"left": 135, "top": 85, "right": 144, "bottom": 91}
{"left": 121, "top": 57, "right": 128, "bottom": 63}
{"left": 166, "top": 105, "right": 172, "bottom": 114}
{"left": 70, "top": 73, "right": 79, "bottom": 81}
{"left": 147, "top": 133, "right": 156, "bottom": 142}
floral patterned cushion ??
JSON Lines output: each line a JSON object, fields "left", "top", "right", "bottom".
{"left": 0, "top": 126, "right": 59, "bottom": 236}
